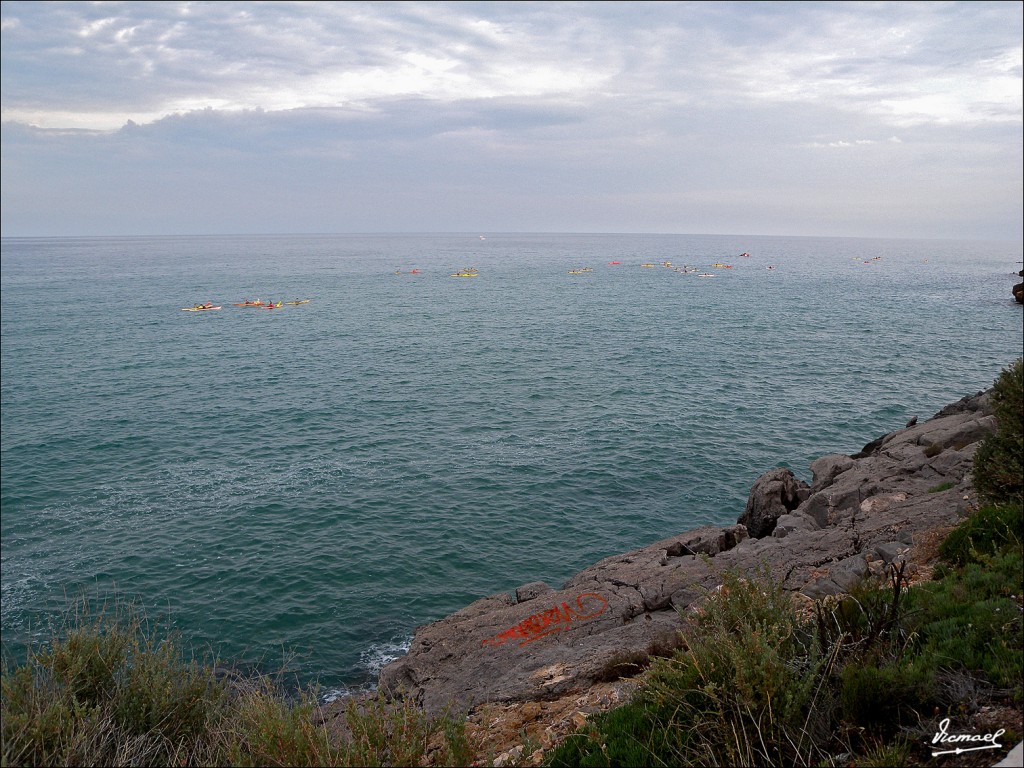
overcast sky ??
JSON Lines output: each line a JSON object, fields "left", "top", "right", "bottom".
{"left": 1, "top": 1, "right": 1021, "bottom": 240}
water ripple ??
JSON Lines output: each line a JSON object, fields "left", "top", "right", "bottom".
{"left": 2, "top": 233, "right": 1020, "bottom": 690}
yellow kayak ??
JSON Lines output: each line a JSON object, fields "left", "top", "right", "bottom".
{"left": 284, "top": 300, "right": 311, "bottom": 305}
{"left": 182, "top": 305, "right": 221, "bottom": 311}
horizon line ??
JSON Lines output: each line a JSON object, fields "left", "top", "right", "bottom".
{"left": 3, "top": 231, "right": 1022, "bottom": 246}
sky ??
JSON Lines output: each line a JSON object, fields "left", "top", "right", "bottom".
{"left": 1, "top": 1, "right": 1021, "bottom": 240}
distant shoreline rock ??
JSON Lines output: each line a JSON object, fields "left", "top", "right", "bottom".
{"left": 1014, "top": 268, "right": 1023, "bottom": 304}
{"left": 379, "top": 389, "right": 995, "bottom": 716}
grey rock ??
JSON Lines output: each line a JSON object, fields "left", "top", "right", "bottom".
{"left": 874, "top": 541, "right": 908, "bottom": 564}
{"left": 830, "top": 554, "right": 869, "bottom": 591}
{"left": 810, "top": 454, "right": 856, "bottom": 492}
{"left": 516, "top": 582, "right": 553, "bottom": 603}
{"left": 851, "top": 433, "right": 887, "bottom": 459}
{"left": 927, "top": 447, "right": 970, "bottom": 478}
{"left": 772, "top": 512, "right": 819, "bottom": 538}
{"left": 738, "top": 468, "right": 809, "bottom": 538}
{"left": 801, "top": 578, "right": 845, "bottom": 599}
{"left": 930, "top": 390, "right": 991, "bottom": 419}
{"left": 668, "top": 524, "right": 749, "bottom": 557}
{"left": 919, "top": 414, "right": 997, "bottom": 451}
{"left": 860, "top": 493, "right": 908, "bottom": 516}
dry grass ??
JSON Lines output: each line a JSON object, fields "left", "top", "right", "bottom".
{"left": 1, "top": 598, "right": 470, "bottom": 767}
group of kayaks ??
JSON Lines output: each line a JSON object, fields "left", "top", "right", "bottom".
{"left": 182, "top": 299, "right": 310, "bottom": 312}
{"left": 566, "top": 254, "right": 767, "bottom": 278}
{"left": 392, "top": 253, "right": 758, "bottom": 281}
{"left": 185, "top": 251, "right": 760, "bottom": 305}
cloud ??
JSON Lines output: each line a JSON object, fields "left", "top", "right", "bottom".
{"left": 0, "top": 2, "right": 621, "bottom": 129}
{"left": 2, "top": 1, "right": 1020, "bottom": 131}
{"left": 807, "top": 138, "right": 898, "bottom": 148}
{"left": 1, "top": 1, "right": 1021, "bottom": 240}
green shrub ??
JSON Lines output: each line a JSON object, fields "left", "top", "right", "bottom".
{"left": 928, "top": 481, "right": 955, "bottom": 493}
{"left": 546, "top": 702, "right": 679, "bottom": 768}
{"left": 904, "top": 547, "right": 1023, "bottom": 693}
{"left": 839, "top": 659, "right": 935, "bottom": 729}
{"left": 972, "top": 358, "right": 1023, "bottom": 504}
{"left": 939, "top": 502, "right": 1023, "bottom": 566}
{"left": 227, "top": 682, "right": 340, "bottom": 767}
{"left": 924, "top": 443, "right": 943, "bottom": 458}
{"left": 1, "top": 600, "right": 229, "bottom": 767}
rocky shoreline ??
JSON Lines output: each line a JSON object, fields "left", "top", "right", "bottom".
{"left": 374, "top": 388, "right": 996, "bottom": 719}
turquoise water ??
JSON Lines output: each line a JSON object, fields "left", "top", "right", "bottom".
{"left": 2, "top": 233, "right": 1021, "bottom": 696}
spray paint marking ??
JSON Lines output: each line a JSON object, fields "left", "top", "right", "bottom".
{"left": 482, "top": 593, "right": 608, "bottom": 648}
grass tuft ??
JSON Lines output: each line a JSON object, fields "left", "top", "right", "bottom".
{"left": 1, "top": 598, "right": 467, "bottom": 767}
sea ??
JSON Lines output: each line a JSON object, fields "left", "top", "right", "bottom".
{"left": 1, "top": 232, "right": 1021, "bottom": 699}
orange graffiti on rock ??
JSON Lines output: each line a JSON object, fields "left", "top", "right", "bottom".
{"left": 482, "top": 593, "right": 609, "bottom": 648}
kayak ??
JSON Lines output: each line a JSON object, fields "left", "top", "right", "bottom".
{"left": 232, "top": 301, "right": 264, "bottom": 307}
{"left": 182, "top": 305, "right": 222, "bottom": 311}
{"left": 263, "top": 302, "right": 283, "bottom": 309}
{"left": 284, "top": 300, "right": 310, "bottom": 305}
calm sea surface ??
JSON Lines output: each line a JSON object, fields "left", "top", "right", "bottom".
{"left": 2, "top": 233, "right": 1021, "bottom": 697}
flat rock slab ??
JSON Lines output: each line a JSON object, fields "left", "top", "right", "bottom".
{"left": 380, "top": 391, "right": 995, "bottom": 715}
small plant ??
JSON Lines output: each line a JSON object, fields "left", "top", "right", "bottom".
{"left": 839, "top": 658, "right": 935, "bottom": 729}
{"left": 938, "top": 502, "right": 1023, "bottom": 566}
{"left": 928, "top": 481, "right": 955, "bottom": 493}
{"left": 923, "top": 443, "right": 943, "bottom": 458}
{"left": 858, "top": 739, "right": 912, "bottom": 767}
{"left": 545, "top": 701, "right": 677, "bottom": 768}
{"left": 972, "top": 358, "right": 1023, "bottom": 504}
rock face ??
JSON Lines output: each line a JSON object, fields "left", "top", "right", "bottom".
{"left": 737, "top": 468, "right": 809, "bottom": 538}
{"left": 379, "top": 390, "right": 995, "bottom": 716}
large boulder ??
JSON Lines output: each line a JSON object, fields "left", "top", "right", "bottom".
{"left": 810, "top": 454, "right": 856, "bottom": 492}
{"left": 738, "top": 468, "right": 809, "bottom": 538}
{"left": 931, "top": 390, "right": 991, "bottom": 419}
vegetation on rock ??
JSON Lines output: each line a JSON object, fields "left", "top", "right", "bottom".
{"left": 972, "top": 357, "right": 1023, "bottom": 505}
